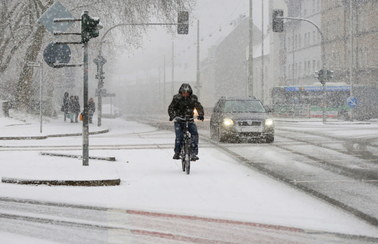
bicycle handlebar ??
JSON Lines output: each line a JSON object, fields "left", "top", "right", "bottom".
{"left": 174, "top": 116, "right": 194, "bottom": 122}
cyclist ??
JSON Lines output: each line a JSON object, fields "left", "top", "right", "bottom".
{"left": 168, "top": 83, "right": 204, "bottom": 161}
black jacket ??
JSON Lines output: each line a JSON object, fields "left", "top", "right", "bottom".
{"left": 168, "top": 84, "right": 204, "bottom": 119}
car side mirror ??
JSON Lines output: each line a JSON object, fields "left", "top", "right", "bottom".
{"left": 264, "top": 105, "right": 273, "bottom": 113}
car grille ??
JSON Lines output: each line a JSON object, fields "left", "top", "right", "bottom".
{"left": 237, "top": 121, "right": 261, "bottom": 126}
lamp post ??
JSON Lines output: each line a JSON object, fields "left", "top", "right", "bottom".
{"left": 27, "top": 61, "right": 43, "bottom": 133}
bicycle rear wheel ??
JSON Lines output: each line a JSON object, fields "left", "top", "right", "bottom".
{"left": 185, "top": 157, "right": 190, "bottom": 175}
{"left": 181, "top": 158, "right": 185, "bottom": 172}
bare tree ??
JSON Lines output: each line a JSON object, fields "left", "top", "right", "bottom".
{"left": 0, "top": 0, "right": 194, "bottom": 111}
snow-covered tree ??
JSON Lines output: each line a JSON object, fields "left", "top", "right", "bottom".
{"left": 0, "top": 0, "right": 194, "bottom": 112}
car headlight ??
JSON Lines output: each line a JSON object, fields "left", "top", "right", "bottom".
{"left": 265, "top": 119, "right": 274, "bottom": 126}
{"left": 223, "top": 118, "right": 234, "bottom": 127}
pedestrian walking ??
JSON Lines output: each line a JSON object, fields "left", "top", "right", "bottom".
{"left": 73, "top": 96, "right": 81, "bottom": 123}
{"left": 62, "top": 92, "right": 70, "bottom": 122}
{"left": 88, "top": 97, "right": 96, "bottom": 124}
{"left": 68, "top": 96, "right": 75, "bottom": 123}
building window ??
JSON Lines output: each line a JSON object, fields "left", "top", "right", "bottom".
{"left": 304, "top": 33, "right": 308, "bottom": 46}
{"left": 298, "top": 33, "right": 301, "bottom": 48}
{"left": 304, "top": 60, "right": 307, "bottom": 74}
{"left": 308, "top": 61, "right": 311, "bottom": 74}
{"left": 313, "top": 31, "right": 316, "bottom": 44}
{"left": 313, "top": 60, "right": 316, "bottom": 73}
{"left": 312, "top": 0, "right": 316, "bottom": 13}
{"left": 317, "top": 0, "right": 320, "bottom": 12}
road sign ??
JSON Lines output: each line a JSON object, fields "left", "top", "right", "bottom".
{"left": 37, "top": 1, "right": 74, "bottom": 33}
{"left": 103, "top": 93, "right": 116, "bottom": 97}
{"left": 347, "top": 96, "right": 357, "bottom": 108}
{"left": 95, "top": 89, "right": 106, "bottom": 97}
{"left": 43, "top": 43, "right": 71, "bottom": 68}
{"left": 94, "top": 55, "right": 107, "bottom": 65}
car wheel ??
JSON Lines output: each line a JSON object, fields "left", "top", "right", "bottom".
{"left": 210, "top": 125, "right": 217, "bottom": 140}
{"left": 218, "top": 128, "right": 227, "bottom": 143}
{"left": 266, "top": 135, "right": 274, "bottom": 143}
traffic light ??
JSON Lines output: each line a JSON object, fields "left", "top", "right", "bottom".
{"left": 272, "top": 9, "right": 284, "bottom": 33}
{"left": 316, "top": 69, "right": 334, "bottom": 85}
{"left": 177, "top": 11, "right": 189, "bottom": 35}
{"left": 327, "top": 70, "right": 334, "bottom": 79}
{"left": 95, "top": 72, "right": 105, "bottom": 81}
{"left": 81, "top": 12, "right": 102, "bottom": 43}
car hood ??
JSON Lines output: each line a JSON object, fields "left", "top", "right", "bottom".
{"left": 222, "top": 112, "right": 269, "bottom": 121}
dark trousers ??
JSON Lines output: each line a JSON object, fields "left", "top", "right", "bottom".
{"left": 174, "top": 121, "right": 199, "bottom": 155}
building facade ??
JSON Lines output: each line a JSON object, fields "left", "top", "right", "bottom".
{"left": 279, "top": 0, "right": 323, "bottom": 87}
{"left": 322, "top": 0, "right": 378, "bottom": 86}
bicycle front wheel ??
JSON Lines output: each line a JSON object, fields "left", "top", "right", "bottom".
{"left": 185, "top": 153, "right": 190, "bottom": 175}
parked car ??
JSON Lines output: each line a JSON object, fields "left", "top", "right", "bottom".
{"left": 210, "top": 97, "right": 274, "bottom": 143}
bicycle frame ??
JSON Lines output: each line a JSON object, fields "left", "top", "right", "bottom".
{"left": 175, "top": 117, "right": 194, "bottom": 175}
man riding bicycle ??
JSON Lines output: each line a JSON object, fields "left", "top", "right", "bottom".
{"left": 168, "top": 83, "right": 204, "bottom": 161}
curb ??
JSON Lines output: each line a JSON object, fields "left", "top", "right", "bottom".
{"left": 0, "top": 129, "right": 109, "bottom": 140}
{"left": 40, "top": 152, "right": 116, "bottom": 161}
{"left": 1, "top": 177, "right": 121, "bottom": 186}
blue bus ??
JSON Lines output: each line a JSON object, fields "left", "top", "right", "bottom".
{"left": 271, "top": 85, "right": 378, "bottom": 120}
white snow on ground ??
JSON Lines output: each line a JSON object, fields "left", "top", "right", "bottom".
{"left": 0, "top": 113, "right": 378, "bottom": 241}
{"left": 0, "top": 232, "right": 56, "bottom": 244}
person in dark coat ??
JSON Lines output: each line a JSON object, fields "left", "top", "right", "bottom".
{"left": 73, "top": 96, "right": 81, "bottom": 123}
{"left": 68, "top": 96, "right": 75, "bottom": 123}
{"left": 168, "top": 83, "right": 204, "bottom": 161}
{"left": 88, "top": 97, "right": 96, "bottom": 124}
{"left": 63, "top": 92, "right": 70, "bottom": 122}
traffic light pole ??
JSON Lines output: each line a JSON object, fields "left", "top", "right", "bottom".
{"left": 83, "top": 40, "right": 89, "bottom": 166}
{"left": 277, "top": 16, "right": 327, "bottom": 123}
{"left": 96, "top": 22, "right": 179, "bottom": 127}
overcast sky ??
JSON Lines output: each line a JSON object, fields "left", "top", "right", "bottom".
{"left": 110, "top": 0, "right": 269, "bottom": 85}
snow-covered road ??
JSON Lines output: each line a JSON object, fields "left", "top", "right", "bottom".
{"left": 0, "top": 117, "right": 378, "bottom": 243}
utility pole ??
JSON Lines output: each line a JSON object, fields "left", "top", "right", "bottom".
{"left": 171, "top": 39, "right": 175, "bottom": 95}
{"left": 82, "top": 16, "right": 89, "bottom": 166}
{"left": 248, "top": 0, "right": 254, "bottom": 97}
{"left": 349, "top": 0, "right": 354, "bottom": 120}
{"left": 163, "top": 56, "right": 166, "bottom": 109}
{"left": 261, "top": 0, "right": 264, "bottom": 103}
{"left": 196, "top": 20, "right": 201, "bottom": 98}
{"left": 27, "top": 61, "right": 43, "bottom": 133}
{"left": 159, "top": 65, "right": 162, "bottom": 111}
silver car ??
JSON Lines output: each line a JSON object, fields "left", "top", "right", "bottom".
{"left": 210, "top": 97, "right": 274, "bottom": 143}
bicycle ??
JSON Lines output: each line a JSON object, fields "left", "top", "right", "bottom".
{"left": 175, "top": 116, "right": 194, "bottom": 175}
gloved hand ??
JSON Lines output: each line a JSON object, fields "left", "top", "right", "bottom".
{"left": 197, "top": 115, "right": 204, "bottom": 121}
{"left": 169, "top": 116, "right": 174, "bottom": 121}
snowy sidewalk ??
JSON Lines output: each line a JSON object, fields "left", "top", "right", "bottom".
{"left": 0, "top": 113, "right": 118, "bottom": 186}
{"left": 0, "top": 113, "right": 108, "bottom": 139}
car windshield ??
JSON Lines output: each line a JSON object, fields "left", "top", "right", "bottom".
{"left": 223, "top": 100, "right": 265, "bottom": 113}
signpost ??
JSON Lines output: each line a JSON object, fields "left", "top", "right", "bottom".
{"left": 37, "top": 1, "right": 74, "bottom": 33}
{"left": 45, "top": 6, "right": 102, "bottom": 166}
{"left": 347, "top": 96, "right": 357, "bottom": 108}
{"left": 43, "top": 43, "right": 71, "bottom": 67}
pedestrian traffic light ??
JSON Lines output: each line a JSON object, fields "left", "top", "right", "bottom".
{"left": 177, "top": 11, "right": 189, "bottom": 35}
{"left": 327, "top": 70, "right": 334, "bottom": 79}
{"left": 272, "top": 9, "right": 284, "bottom": 33}
{"left": 81, "top": 12, "right": 102, "bottom": 43}
{"left": 316, "top": 69, "right": 334, "bottom": 85}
